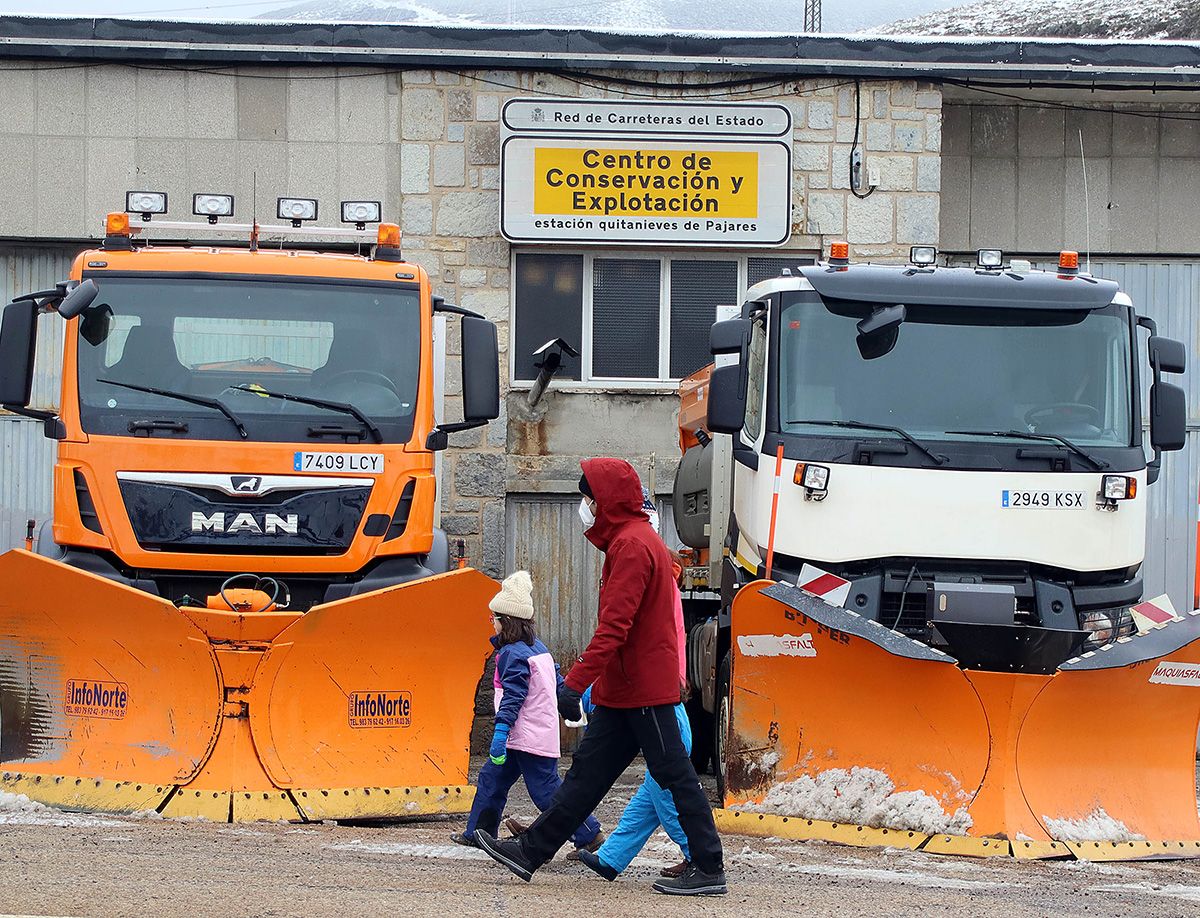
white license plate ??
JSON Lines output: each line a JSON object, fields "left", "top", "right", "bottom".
{"left": 293, "top": 452, "right": 384, "bottom": 474}
{"left": 1001, "top": 489, "right": 1087, "bottom": 509}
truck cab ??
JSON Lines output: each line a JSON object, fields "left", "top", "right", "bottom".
{"left": 0, "top": 198, "right": 500, "bottom": 610}
{"left": 674, "top": 246, "right": 1187, "bottom": 778}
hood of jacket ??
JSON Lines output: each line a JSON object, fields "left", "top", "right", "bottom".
{"left": 580, "top": 457, "right": 649, "bottom": 552}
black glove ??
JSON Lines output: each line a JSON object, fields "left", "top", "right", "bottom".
{"left": 557, "top": 684, "right": 583, "bottom": 722}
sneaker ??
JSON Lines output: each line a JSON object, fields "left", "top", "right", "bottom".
{"left": 577, "top": 849, "right": 618, "bottom": 882}
{"left": 504, "top": 816, "right": 531, "bottom": 837}
{"left": 564, "top": 830, "right": 605, "bottom": 861}
{"left": 660, "top": 860, "right": 689, "bottom": 879}
{"left": 652, "top": 863, "right": 728, "bottom": 896}
{"left": 476, "top": 829, "right": 535, "bottom": 883}
{"left": 450, "top": 832, "right": 479, "bottom": 849}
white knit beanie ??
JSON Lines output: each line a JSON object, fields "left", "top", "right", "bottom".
{"left": 489, "top": 570, "right": 535, "bottom": 620}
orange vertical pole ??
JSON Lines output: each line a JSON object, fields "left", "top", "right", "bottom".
{"left": 764, "top": 443, "right": 786, "bottom": 579}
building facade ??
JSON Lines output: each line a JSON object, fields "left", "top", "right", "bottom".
{"left": 1, "top": 19, "right": 1199, "bottom": 656}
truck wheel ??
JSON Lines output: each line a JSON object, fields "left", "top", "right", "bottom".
{"left": 714, "top": 651, "right": 731, "bottom": 799}
{"left": 686, "top": 695, "right": 714, "bottom": 774}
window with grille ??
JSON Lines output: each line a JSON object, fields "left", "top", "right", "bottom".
{"left": 511, "top": 250, "right": 815, "bottom": 386}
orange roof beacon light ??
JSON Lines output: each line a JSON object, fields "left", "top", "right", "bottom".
{"left": 375, "top": 222, "right": 402, "bottom": 263}
{"left": 103, "top": 211, "right": 134, "bottom": 251}
{"left": 828, "top": 241, "right": 850, "bottom": 267}
{"left": 1058, "top": 250, "right": 1080, "bottom": 275}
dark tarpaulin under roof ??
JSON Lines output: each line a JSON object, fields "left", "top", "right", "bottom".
{"left": 2, "top": 16, "right": 1200, "bottom": 83}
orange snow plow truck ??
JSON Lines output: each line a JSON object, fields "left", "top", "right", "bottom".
{"left": 0, "top": 193, "right": 500, "bottom": 822}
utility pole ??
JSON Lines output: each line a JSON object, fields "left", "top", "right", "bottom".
{"left": 804, "top": 0, "right": 821, "bottom": 32}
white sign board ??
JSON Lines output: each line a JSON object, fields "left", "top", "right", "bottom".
{"left": 500, "top": 98, "right": 793, "bottom": 248}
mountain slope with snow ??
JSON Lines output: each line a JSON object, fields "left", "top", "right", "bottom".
{"left": 881, "top": 0, "right": 1200, "bottom": 39}
{"left": 258, "top": 0, "right": 961, "bottom": 34}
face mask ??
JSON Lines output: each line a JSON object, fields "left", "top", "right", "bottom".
{"left": 578, "top": 498, "right": 595, "bottom": 530}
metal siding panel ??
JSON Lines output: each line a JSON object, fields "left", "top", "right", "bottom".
{"left": 0, "top": 245, "right": 78, "bottom": 411}
{"left": 505, "top": 495, "right": 603, "bottom": 662}
{"left": 1085, "top": 260, "right": 1199, "bottom": 610}
{"left": 0, "top": 416, "right": 55, "bottom": 551}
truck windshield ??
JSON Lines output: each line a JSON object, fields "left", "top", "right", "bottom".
{"left": 75, "top": 276, "right": 421, "bottom": 443}
{"left": 778, "top": 296, "right": 1133, "bottom": 448}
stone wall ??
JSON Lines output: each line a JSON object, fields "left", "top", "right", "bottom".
{"left": 0, "top": 61, "right": 943, "bottom": 576}
{"left": 941, "top": 100, "right": 1200, "bottom": 254}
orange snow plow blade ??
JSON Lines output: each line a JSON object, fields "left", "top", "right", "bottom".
{"left": 718, "top": 580, "right": 1200, "bottom": 860}
{"left": 0, "top": 550, "right": 496, "bottom": 821}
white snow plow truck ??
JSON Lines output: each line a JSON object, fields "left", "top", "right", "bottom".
{"left": 673, "top": 244, "right": 1200, "bottom": 860}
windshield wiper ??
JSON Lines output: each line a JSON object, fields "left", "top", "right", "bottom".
{"left": 233, "top": 385, "right": 382, "bottom": 444}
{"left": 99, "top": 379, "right": 248, "bottom": 439}
{"left": 945, "top": 429, "right": 1109, "bottom": 470}
{"left": 786, "top": 419, "right": 946, "bottom": 466}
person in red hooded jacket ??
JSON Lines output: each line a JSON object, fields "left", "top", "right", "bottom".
{"left": 475, "top": 458, "right": 726, "bottom": 897}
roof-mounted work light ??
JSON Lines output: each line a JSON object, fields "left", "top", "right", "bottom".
{"left": 977, "top": 249, "right": 1004, "bottom": 269}
{"left": 126, "top": 191, "right": 167, "bottom": 221}
{"left": 910, "top": 245, "right": 937, "bottom": 266}
{"left": 341, "top": 200, "right": 382, "bottom": 229}
{"left": 277, "top": 197, "right": 318, "bottom": 227}
{"left": 193, "top": 193, "right": 234, "bottom": 224}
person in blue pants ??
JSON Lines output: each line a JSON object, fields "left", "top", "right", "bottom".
{"left": 576, "top": 686, "right": 693, "bottom": 880}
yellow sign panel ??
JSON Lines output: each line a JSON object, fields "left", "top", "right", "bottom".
{"left": 533, "top": 147, "right": 759, "bottom": 219}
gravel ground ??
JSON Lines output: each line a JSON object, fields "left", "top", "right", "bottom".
{"left": 2, "top": 761, "right": 1200, "bottom": 918}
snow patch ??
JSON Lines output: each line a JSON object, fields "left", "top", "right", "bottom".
{"left": 1042, "top": 808, "right": 1144, "bottom": 843}
{"left": 329, "top": 839, "right": 489, "bottom": 860}
{"left": 737, "top": 766, "right": 972, "bottom": 836}
{"left": 1091, "top": 882, "right": 1200, "bottom": 903}
{"left": 777, "top": 860, "right": 1007, "bottom": 890}
{"left": 0, "top": 790, "right": 123, "bottom": 828}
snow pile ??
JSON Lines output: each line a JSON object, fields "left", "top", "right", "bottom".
{"left": 739, "top": 766, "right": 973, "bottom": 836}
{"left": 1042, "top": 808, "right": 1144, "bottom": 843}
{"left": 0, "top": 790, "right": 121, "bottom": 828}
{"left": 878, "top": 0, "right": 1200, "bottom": 40}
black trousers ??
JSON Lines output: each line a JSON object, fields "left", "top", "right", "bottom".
{"left": 518, "top": 703, "right": 724, "bottom": 874}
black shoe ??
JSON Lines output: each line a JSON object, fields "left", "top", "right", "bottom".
{"left": 476, "top": 829, "right": 535, "bottom": 883}
{"left": 450, "top": 832, "right": 479, "bottom": 849}
{"left": 577, "top": 848, "right": 618, "bottom": 882}
{"left": 652, "top": 863, "right": 728, "bottom": 896}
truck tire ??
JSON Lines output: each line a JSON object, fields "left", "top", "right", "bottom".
{"left": 686, "top": 695, "right": 714, "bottom": 774}
{"left": 714, "top": 650, "right": 731, "bottom": 800}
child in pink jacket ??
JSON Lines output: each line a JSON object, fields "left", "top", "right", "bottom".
{"left": 452, "top": 570, "right": 602, "bottom": 852}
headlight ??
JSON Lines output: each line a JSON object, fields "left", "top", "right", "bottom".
{"left": 794, "top": 463, "right": 829, "bottom": 493}
{"left": 1102, "top": 475, "right": 1136, "bottom": 500}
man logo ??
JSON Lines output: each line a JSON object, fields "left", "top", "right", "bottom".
{"left": 231, "top": 476, "right": 262, "bottom": 493}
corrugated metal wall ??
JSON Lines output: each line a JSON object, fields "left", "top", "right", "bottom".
{"left": 503, "top": 494, "right": 680, "bottom": 661}
{"left": 1083, "top": 261, "right": 1200, "bottom": 609}
{"left": 0, "top": 244, "right": 77, "bottom": 548}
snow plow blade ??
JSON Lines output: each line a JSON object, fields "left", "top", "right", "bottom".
{"left": 719, "top": 580, "right": 1200, "bottom": 860}
{"left": 0, "top": 550, "right": 496, "bottom": 822}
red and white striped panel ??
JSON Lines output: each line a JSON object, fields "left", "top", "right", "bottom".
{"left": 796, "top": 563, "right": 851, "bottom": 608}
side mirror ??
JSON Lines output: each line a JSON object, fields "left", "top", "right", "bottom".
{"left": 1149, "top": 335, "right": 1186, "bottom": 375}
{"left": 461, "top": 315, "right": 500, "bottom": 424}
{"left": 58, "top": 279, "right": 98, "bottom": 320}
{"left": 856, "top": 303, "right": 906, "bottom": 361}
{"left": 707, "top": 363, "right": 747, "bottom": 434}
{"left": 710, "top": 318, "right": 750, "bottom": 358}
{"left": 0, "top": 299, "right": 38, "bottom": 407}
{"left": 1150, "top": 380, "right": 1186, "bottom": 452}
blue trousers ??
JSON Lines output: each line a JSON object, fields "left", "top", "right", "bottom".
{"left": 465, "top": 748, "right": 601, "bottom": 848}
{"left": 596, "top": 703, "right": 692, "bottom": 873}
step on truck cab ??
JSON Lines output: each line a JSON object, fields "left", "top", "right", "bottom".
{"left": 0, "top": 193, "right": 502, "bottom": 821}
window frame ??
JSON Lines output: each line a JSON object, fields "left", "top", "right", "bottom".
{"left": 509, "top": 248, "right": 814, "bottom": 390}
